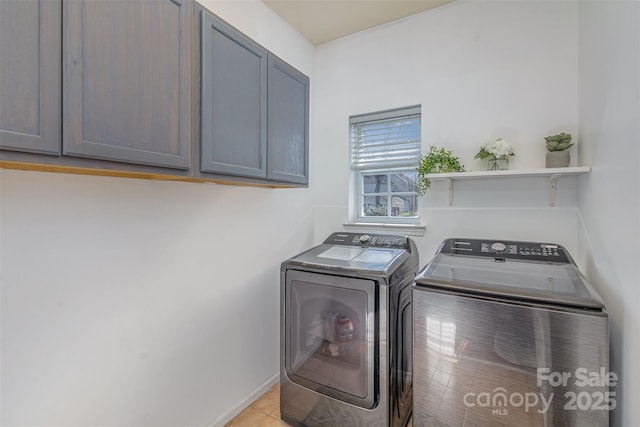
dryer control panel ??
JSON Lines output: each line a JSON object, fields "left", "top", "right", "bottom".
{"left": 441, "top": 238, "right": 570, "bottom": 263}
{"left": 324, "top": 232, "right": 410, "bottom": 249}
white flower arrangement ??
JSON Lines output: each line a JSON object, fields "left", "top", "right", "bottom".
{"left": 474, "top": 138, "right": 515, "bottom": 160}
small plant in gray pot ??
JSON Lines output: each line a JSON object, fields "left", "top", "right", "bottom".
{"left": 544, "top": 132, "right": 573, "bottom": 168}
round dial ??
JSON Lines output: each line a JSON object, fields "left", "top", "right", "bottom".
{"left": 359, "top": 234, "right": 371, "bottom": 243}
{"left": 491, "top": 242, "right": 507, "bottom": 252}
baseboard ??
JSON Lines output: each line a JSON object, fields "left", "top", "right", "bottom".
{"left": 208, "top": 372, "right": 280, "bottom": 427}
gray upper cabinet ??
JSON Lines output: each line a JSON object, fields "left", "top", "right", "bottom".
{"left": 200, "top": 10, "right": 267, "bottom": 178}
{"left": 63, "top": 0, "right": 191, "bottom": 169}
{"left": 200, "top": 9, "right": 309, "bottom": 185}
{"left": 2, "top": 1, "right": 308, "bottom": 186}
{"left": 267, "top": 55, "right": 309, "bottom": 185}
{"left": 0, "top": 0, "right": 61, "bottom": 155}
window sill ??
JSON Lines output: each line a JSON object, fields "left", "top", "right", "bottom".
{"left": 343, "top": 222, "right": 426, "bottom": 236}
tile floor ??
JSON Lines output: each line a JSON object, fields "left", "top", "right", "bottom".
{"left": 225, "top": 383, "right": 414, "bottom": 426}
{"left": 226, "top": 383, "right": 287, "bottom": 426}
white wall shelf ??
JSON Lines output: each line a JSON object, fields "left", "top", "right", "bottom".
{"left": 425, "top": 166, "right": 591, "bottom": 207}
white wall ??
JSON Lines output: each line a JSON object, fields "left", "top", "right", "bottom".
{"left": 312, "top": 0, "right": 580, "bottom": 260}
{"left": 4, "top": 0, "right": 639, "bottom": 426}
{"left": 0, "top": 1, "right": 314, "bottom": 426}
{"left": 577, "top": 1, "right": 640, "bottom": 425}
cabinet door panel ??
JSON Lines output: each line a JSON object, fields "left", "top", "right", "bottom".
{"left": 63, "top": 0, "right": 191, "bottom": 169}
{"left": 0, "top": 0, "right": 60, "bottom": 155}
{"left": 201, "top": 10, "right": 267, "bottom": 178}
{"left": 267, "top": 55, "right": 309, "bottom": 184}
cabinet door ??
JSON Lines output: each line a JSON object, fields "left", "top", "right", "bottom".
{"left": 201, "top": 10, "right": 267, "bottom": 178}
{"left": 63, "top": 0, "right": 191, "bottom": 169}
{"left": 0, "top": 0, "right": 61, "bottom": 155}
{"left": 267, "top": 55, "right": 309, "bottom": 185}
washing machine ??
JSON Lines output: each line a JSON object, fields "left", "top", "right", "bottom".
{"left": 280, "top": 232, "right": 419, "bottom": 427}
{"left": 413, "top": 238, "right": 610, "bottom": 427}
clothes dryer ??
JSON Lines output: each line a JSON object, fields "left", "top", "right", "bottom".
{"left": 281, "top": 232, "right": 419, "bottom": 426}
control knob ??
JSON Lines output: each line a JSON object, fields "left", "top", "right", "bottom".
{"left": 359, "top": 234, "right": 371, "bottom": 244}
{"left": 491, "top": 242, "right": 507, "bottom": 252}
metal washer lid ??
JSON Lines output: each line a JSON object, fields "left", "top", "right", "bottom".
{"left": 415, "top": 253, "right": 606, "bottom": 311}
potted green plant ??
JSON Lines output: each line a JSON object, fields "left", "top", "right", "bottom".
{"left": 416, "top": 146, "right": 465, "bottom": 195}
{"left": 544, "top": 132, "right": 573, "bottom": 168}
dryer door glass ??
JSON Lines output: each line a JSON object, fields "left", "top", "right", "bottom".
{"left": 285, "top": 270, "right": 376, "bottom": 409}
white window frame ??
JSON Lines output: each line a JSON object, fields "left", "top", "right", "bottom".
{"left": 358, "top": 168, "right": 419, "bottom": 221}
{"left": 349, "top": 105, "right": 421, "bottom": 225}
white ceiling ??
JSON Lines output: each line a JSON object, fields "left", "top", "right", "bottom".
{"left": 261, "top": 0, "right": 456, "bottom": 46}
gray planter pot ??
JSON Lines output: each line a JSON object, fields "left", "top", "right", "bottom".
{"left": 546, "top": 151, "right": 570, "bottom": 168}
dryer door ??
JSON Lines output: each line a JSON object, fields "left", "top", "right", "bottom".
{"left": 285, "top": 270, "right": 377, "bottom": 409}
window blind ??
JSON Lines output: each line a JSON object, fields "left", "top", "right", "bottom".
{"left": 351, "top": 106, "right": 421, "bottom": 171}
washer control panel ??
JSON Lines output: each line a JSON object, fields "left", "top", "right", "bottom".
{"left": 442, "top": 238, "right": 569, "bottom": 263}
{"left": 324, "top": 232, "right": 409, "bottom": 249}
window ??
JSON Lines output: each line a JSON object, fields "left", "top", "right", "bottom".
{"left": 350, "top": 106, "right": 421, "bottom": 223}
